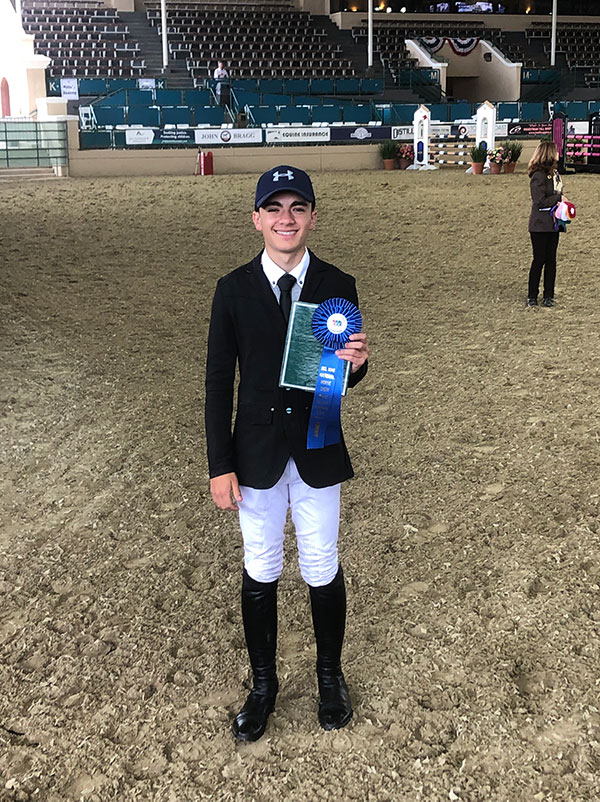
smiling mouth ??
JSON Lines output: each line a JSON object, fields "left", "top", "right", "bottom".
{"left": 275, "top": 230, "right": 298, "bottom": 237}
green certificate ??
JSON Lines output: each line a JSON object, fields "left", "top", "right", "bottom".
{"left": 279, "top": 301, "right": 350, "bottom": 395}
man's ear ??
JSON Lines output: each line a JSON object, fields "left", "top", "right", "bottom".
{"left": 252, "top": 210, "right": 262, "bottom": 232}
{"left": 309, "top": 209, "right": 317, "bottom": 230}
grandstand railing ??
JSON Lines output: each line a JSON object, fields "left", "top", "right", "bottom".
{"left": 0, "top": 121, "right": 68, "bottom": 168}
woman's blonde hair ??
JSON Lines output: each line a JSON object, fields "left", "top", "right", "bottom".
{"left": 528, "top": 140, "right": 558, "bottom": 177}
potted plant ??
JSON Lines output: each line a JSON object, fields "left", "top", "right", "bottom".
{"left": 378, "top": 140, "right": 398, "bottom": 170}
{"left": 486, "top": 146, "right": 506, "bottom": 174}
{"left": 502, "top": 139, "right": 523, "bottom": 173}
{"left": 469, "top": 143, "right": 487, "bottom": 174}
{"left": 397, "top": 142, "right": 414, "bottom": 170}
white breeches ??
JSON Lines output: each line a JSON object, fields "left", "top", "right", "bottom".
{"left": 238, "top": 458, "right": 341, "bottom": 588}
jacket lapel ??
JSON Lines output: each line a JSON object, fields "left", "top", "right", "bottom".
{"left": 246, "top": 252, "right": 287, "bottom": 330}
{"left": 300, "top": 250, "right": 328, "bottom": 303}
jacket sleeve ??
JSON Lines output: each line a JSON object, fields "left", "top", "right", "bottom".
{"left": 347, "top": 276, "right": 368, "bottom": 389}
{"left": 530, "top": 170, "right": 562, "bottom": 210}
{"left": 205, "top": 280, "right": 238, "bottom": 478}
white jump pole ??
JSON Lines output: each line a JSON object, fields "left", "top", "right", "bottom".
{"left": 161, "top": 0, "right": 168, "bottom": 72}
{"left": 550, "top": 0, "right": 557, "bottom": 67}
{"left": 367, "top": 0, "right": 373, "bottom": 70}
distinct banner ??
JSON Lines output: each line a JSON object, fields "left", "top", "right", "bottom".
{"left": 195, "top": 128, "right": 263, "bottom": 145}
{"left": 125, "top": 128, "right": 196, "bottom": 145}
{"left": 422, "top": 37, "right": 479, "bottom": 55}
{"left": 60, "top": 78, "right": 79, "bottom": 100}
{"left": 125, "top": 128, "right": 155, "bottom": 145}
{"left": 455, "top": 122, "right": 508, "bottom": 137}
{"left": 330, "top": 125, "right": 392, "bottom": 142}
{"left": 138, "top": 78, "right": 156, "bottom": 91}
{"left": 265, "top": 127, "right": 331, "bottom": 143}
{"left": 507, "top": 122, "right": 552, "bottom": 137}
{"left": 307, "top": 298, "right": 362, "bottom": 451}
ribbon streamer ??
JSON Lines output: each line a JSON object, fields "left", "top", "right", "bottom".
{"left": 307, "top": 298, "right": 362, "bottom": 450}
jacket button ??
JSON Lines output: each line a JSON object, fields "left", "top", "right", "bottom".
{"left": 285, "top": 407, "right": 292, "bottom": 414}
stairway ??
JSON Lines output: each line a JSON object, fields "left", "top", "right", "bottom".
{"left": 120, "top": 11, "right": 195, "bottom": 89}
{"left": 312, "top": 15, "right": 378, "bottom": 81}
{"left": 0, "top": 167, "right": 62, "bottom": 182}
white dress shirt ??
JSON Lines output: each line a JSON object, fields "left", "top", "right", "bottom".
{"left": 261, "top": 248, "right": 310, "bottom": 307}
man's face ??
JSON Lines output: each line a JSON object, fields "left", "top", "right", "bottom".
{"left": 218, "top": 62, "right": 224, "bottom": 69}
{"left": 252, "top": 191, "right": 316, "bottom": 263}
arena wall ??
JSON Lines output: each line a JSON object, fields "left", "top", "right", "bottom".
{"left": 66, "top": 120, "right": 383, "bottom": 176}
{"left": 64, "top": 120, "right": 539, "bottom": 178}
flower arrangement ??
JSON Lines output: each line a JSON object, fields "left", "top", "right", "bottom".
{"left": 397, "top": 142, "right": 414, "bottom": 161}
{"left": 501, "top": 140, "right": 523, "bottom": 163}
{"left": 486, "top": 146, "right": 508, "bottom": 165}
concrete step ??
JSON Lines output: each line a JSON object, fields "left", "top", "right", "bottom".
{"left": 0, "top": 167, "right": 62, "bottom": 181}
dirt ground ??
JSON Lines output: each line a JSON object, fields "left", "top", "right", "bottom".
{"left": 1, "top": 165, "right": 600, "bottom": 802}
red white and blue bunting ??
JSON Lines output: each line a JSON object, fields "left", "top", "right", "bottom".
{"left": 422, "top": 37, "right": 480, "bottom": 55}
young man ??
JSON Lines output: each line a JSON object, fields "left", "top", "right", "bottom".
{"left": 205, "top": 165, "right": 369, "bottom": 742}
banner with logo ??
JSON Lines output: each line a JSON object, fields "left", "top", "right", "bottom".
{"left": 60, "top": 78, "right": 79, "bottom": 100}
{"left": 507, "top": 122, "right": 552, "bottom": 137}
{"left": 392, "top": 124, "right": 452, "bottom": 140}
{"left": 329, "top": 126, "right": 391, "bottom": 143}
{"left": 125, "top": 128, "right": 196, "bottom": 146}
{"left": 265, "top": 127, "right": 331, "bottom": 143}
{"left": 138, "top": 78, "right": 156, "bottom": 91}
{"left": 455, "top": 122, "right": 508, "bottom": 138}
{"left": 195, "top": 128, "right": 263, "bottom": 146}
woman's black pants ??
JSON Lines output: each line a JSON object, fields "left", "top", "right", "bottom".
{"left": 528, "top": 231, "right": 559, "bottom": 300}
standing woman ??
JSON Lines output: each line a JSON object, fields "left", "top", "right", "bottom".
{"left": 527, "top": 140, "right": 566, "bottom": 308}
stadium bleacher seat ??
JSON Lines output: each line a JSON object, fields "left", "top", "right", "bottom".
{"left": 184, "top": 89, "right": 211, "bottom": 106}
{"left": 128, "top": 105, "right": 160, "bottom": 127}
{"left": 497, "top": 102, "right": 519, "bottom": 120}
{"left": 310, "top": 78, "right": 334, "bottom": 95}
{"left": 342, "top": 104, "right": 372, "bottom": 124}
{"left": 94, "top": 105, "right": 126, "bottom": 126}
{"left": 246, "top": 105, "right": 278, "bottom": 126}
{"left": 154, "top": 89, "right": 182, "bottom": 106}
{"left": 262, "top": 92, "right": 292, "bottom": 106}
{"left": 335, "top": 78, "right": 360, "bottom": 95}
{"left": 312, "top": 105, "right": 341, "bottom": 124}
{"left": 279, "top": 105, "right": 311, "bottom": 125}
{"left": 521, "top": 102, "right": 544, "bottom": 121}
{"left": 162, "top": 105, "right": 192, "bottom": 126}
{"left": 194, "top": 106, "right": 224, "bottom": 126}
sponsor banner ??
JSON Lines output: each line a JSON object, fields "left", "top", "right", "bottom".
{"left": 456, "top": 122, "right": 508, "bottom": 138}
{"left": 138, "top": 78, "right": 156, "bottom": 91}
{"left": 126, "top": 128, "right": 198, "bottom": 145}
{"left": 125, "top": 128, "right": 155, "bottom": 145}
{"left": 60, "top": 78, "right": 79, "bottom": 100}
{"left": 195, "top": 128, "right": 263, "bottom": 145}
{"left": 158, "top": 128, "right": 196, "bottom": 144}
{"left": 506, "top": 121, "right": 551, "bottom": 137}
{"left": 265, "top": 127, "right": 331, "bottom": 143}
{"left": 330, "top": 125, "right": 392, "bottom": 142}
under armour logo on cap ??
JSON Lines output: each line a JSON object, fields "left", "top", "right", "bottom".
{"left": 255, "top": 165, "right": 315, "bottom": 210}
{"left": 272, "top": 169, "right": 294, "bottom": 182}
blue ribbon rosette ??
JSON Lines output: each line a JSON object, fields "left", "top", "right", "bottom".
{"left": 307, "top": 297, "right": 362, "bottom": 450}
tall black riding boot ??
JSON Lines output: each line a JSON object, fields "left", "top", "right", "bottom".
{"left": 309, "top": 565, "right": 353, "bottom": 731}
{"left": 232, "top": 569, "right": 279, "bottom": 742}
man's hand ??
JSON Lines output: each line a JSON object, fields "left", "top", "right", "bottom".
{"left": 210, "top": 472, "right": 243, "bottom": 511}
{"left": 335, "top": 332, "right": 369, "bottom": 373}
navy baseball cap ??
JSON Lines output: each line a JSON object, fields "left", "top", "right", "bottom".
{"left": 254, "top": 165, "right": 315, "bottom": 210}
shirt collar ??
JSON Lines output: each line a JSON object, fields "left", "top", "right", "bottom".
{"left": 261, "top": 248, "right": 310, "bottom": 289}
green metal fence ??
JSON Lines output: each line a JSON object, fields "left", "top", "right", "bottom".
{"left": 0, "top": 120, "right": 68, "bottom": 169}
